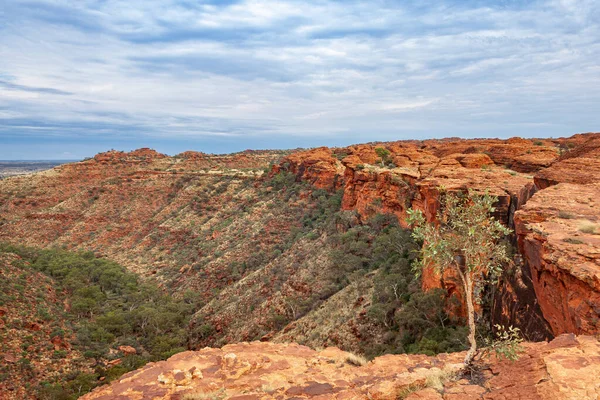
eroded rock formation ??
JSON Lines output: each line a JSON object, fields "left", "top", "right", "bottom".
{"left": 276, "top": 133, "right": 600, "bottom": 339}
{"left": 81, "top": 334, "right": 600, "bottom": 400}
{"left": 514, "top": 183, "right": 600, "bottom": 335}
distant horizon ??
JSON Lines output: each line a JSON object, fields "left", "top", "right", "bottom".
{"left": 1, "top": 130, "right": 596, "bottom": 160}
{"left": 2, "top": 0, "right": 599, "bottom": 159}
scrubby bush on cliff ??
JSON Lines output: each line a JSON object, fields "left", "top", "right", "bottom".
{"left": 375, "top": 147, "right": 394, "bottom": 168}
{"left": 407, "top": 189, "right": 511, "bottom": 365}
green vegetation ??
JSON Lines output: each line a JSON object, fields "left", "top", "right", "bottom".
{"left": 407, "top": 190, "right": 511, "bottom": 365}
{"left": 340, "top": 217, "right": 468, "bottom": 358}
{"left": 483, "top": 324, "right": 523, "bottom": 361}
{"left": 375, "top": 147, "right": 395, "bottom": 168}
{"left": 188, "top": 173, "right": 464, "bottom": 359}
{"left": 0, "top": 243, "right": 203, "bottom": 399}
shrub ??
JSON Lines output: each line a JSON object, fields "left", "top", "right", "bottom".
{"left": 557, "top": 211, "right": 575, "bottom": 219}
{"left": 484, "top": 325, "right": 523, "bottom": 361}
{"left": 579, "top": 221, "right": 599, "bottom": 234}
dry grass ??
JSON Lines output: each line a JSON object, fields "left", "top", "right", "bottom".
{"left": 579, "top": 221, "right": 600, "bottom": 235}
{"left": 345, "top": 352, "right": 368, "bottom": 367}
{"left": 557, "top": 211, "right": 576, "bottom": 219}
{"left": 183, "top": 388, "right": 227, "bottom": 400}
{"left": 425, "top": 366, "right": 456, "bottom": 391}
{"left": 396, "top": 382, "right": 427, "bottom": 399}
{"left": 396, "top": 365, "right": 458, "bottom": 399}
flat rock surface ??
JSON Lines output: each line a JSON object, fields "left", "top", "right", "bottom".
{"left": 81, "top": 335, "right": 600, "bottom": 400}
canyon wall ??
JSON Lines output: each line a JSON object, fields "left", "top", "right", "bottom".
{"left": 277, "top": 133, "right": 600, "bottom": 339}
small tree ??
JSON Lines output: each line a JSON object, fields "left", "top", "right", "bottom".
{"left": 407, "top": 189, "right": 511, "bottom": 365}
{"left": 375, "top": 147, "right": 391, "bottom": 167}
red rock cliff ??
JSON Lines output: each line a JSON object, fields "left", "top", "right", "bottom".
{"left": 276, "top": 133, "right": 600, "bottom": 338}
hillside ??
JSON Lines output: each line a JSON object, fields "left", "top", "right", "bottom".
{"left": 0, "top": 252, "right": 95, "bottom": 399}
{"left": 1, "top": 134, "right": 600, "bottom": 398}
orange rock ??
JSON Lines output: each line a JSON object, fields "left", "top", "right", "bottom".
{"left": 3, "top": 353, "right": 17, "bottom": 363}
{"left": 405, "top": 388, "right": 443, "bottom": 399}
{"left": 274, "top": 147, "right": 344, "bottom": 190}
{"left": 25, "top": 322, "right": 42, "bottom": 331}
{"left": 80, "top": 336, "right": 600, "bottom": 400}
{"left": 118, "top": 345, "right": 137, "bottom": 355}
{"left": 514, "top": 183, "right": 600, "bottom": 336}
{"left": 50, "top": 335, "right": 70, "bottom": 351}
{"left": 452, "top": 153, "right": 494, "bottom": 169}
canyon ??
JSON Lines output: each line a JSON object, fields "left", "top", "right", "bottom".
{"left": 1, "top": 133, "right": 599, "bottom": 399}
{"left": 276, "top": 133, "right": 600, "bottom": 339}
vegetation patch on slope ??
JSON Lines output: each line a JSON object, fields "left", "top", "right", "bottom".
{"left": 0, "top": 244, "right": 202, "bottom": 399}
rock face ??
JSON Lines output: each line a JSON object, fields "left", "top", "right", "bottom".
{"left": 272, "top": 147, "right": 345, "bottom": 189}
{"left": 277, "top": 133, "right": 600, "bottom": 339}
{"left": 514, "top": 183, "right": 600, "bottom": 336}
{"left": 535, "top": 137, "right": 600, "bottom": 189}
{"left": 81, "top": 335, "right": 600, "bottom": 400}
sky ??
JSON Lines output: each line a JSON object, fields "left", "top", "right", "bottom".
{"left": 1, "top": 0, "right": 599, "bottom": 159}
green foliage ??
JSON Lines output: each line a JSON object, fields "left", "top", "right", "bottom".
{"left": 407, "top": 190, "right": 511, "bottom": 281}
{"left": 375, "top": 147, "right": 395, "bottom": 168}
{"left": 484, "top": 325, "right": 524, "bottom": 361}
{"left": 0, "top": 243, "right": 204, "bottom": 399}
{"left": 406, "top": 189, "right": 511, "bottom": 364}
{"left": 270, "top": 171, "right": 297, "bottom": 190}
{"left": 326, "top": 213, "right": 468, "bottom": 358}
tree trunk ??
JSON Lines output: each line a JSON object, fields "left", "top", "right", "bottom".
{"left": 463, "top": 274, "right": 477, "bottom": 365}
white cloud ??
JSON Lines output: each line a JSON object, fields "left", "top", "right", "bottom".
{"left": 0, "top": 0, "right": 599, "bottom": 148}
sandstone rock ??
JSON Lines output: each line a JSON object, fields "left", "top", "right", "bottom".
{"left": 534, "top": 134, "right": 600, "bottom": 189}
{"left": 50, "top": 335, "right": 70, "bottom": 351}
{"left": 514, "top": 183, "right": 600, "bottom": 336}
{"left": 118, "top": 345, "right": 137, "bottom": 355}
{"left": 3, "top": 353, "right": 17, "bottom": 363}
{"left": 25, "top": 322, "right": 41, "bottom": 331}
{"left": 80, "top": 341, "right": 464, "bottom": 400}
{"left": 108, "top": 358, "right": 122, "bottom": 366}
{"left": 483, "top": 334, "right": 600, "bottom": 399}
{"left": 406, "top": 388, "right": 443, "bottom": 399}
{"left": 80, "top": 336, "right": 600, "bottom": 400}
{"left": 274, "top": 147, "right": 344, "bottom": 190}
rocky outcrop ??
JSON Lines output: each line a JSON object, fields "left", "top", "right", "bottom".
{"left": 272, "top": 147, "right": 345, "bottom": 189}
{"left": 81, "top": 335, "right": 600, "bottom": 400}
{"left": 514, "top": 183, "right": 600, "bottom": 336}
{"left": 534, "top": 136, "right": 600, "bottom": 189}
{"left": 93, "top": 148, "right": 167, "bottom": 164}
{"left": 277, "top": 133, "right": 600, "bottom": 339}
{"left": 278, "top": 138, "right": 557, "bottom": 227}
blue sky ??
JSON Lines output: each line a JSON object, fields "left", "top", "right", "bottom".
{"left": 1, "top": 0, "right": 599, "bottom": 159}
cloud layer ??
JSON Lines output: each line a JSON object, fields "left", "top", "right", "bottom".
{"left": 1, "top": 0, "right": 599, "bottom": 158}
